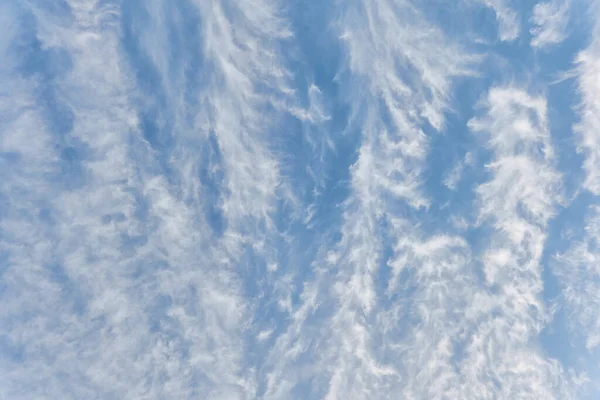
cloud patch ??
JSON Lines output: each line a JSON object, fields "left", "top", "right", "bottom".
{"left": 530, "top": 1, "right": 570, "bottom": 49}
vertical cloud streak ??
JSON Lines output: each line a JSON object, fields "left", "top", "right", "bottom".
{"left": 0, "top": 0, "right": 598, "bottom": 399}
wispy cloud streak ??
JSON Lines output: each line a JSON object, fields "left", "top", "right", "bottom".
{"left": 530, "top": 0, "right": 570, "bottom": 49}
{"left": 0, "top": 0, "right": 295, "bottom": 398}
{"left": 554, "top": 205, "right": 600, "bottom": 351}
{"left": 475, "top": 0, "right": 520, "bottom": 41}
{"left": 573, "top": 6, "right": 600, "bottom": 195}
{"left": 262, "top": 0, "right": 476, "bottom": 398}
{"left": 1, "top": 0, "right": 598, "bottom": 398}
{"left": 463, "top": 86, "right": 571, "bottom": 398}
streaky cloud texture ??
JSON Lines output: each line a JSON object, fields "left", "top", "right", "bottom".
{"left": 530, "top": 0, "right": 570, "bottom": 48}
{"left": 0, "top": 0, "right": 599, "bottom": 399}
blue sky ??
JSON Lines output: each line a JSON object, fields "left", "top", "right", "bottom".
{"left": 1, "top": 0, "right": 599, "bottom": 398}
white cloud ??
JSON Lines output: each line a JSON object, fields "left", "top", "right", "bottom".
{"left": 548, "top": 9, "right": 600, "bottom": 369}
{"left": 460, "top": 86, "right": 570, "bottom": 398}
{"left": 361, "top": 86, "right": 572, "bottom": 399}
{"left": 257, "top": 0, "right": 584, "bottom": 397}
{"left": 554, "top": 5, "right": 600, "bottom": 381}
{"left": 260, "top": 0, "right": 490, "bottom": 397}
{"left": 469, "top": 88, "right": 561, "bottom": 228}
{"left": 323, "top": 1, "right": 476, "bottom": 395}
{"left": 530, "top": 1, "right": 570, "bottom": 49}
{"left": 2, "top": 0, "right": 598, "bottom": 398}
{"left": 573, "top": 24, "right": 600, "bottom": 195}
{"left": 443, "top": 152, "right": 472, "bottom": 190}
{"left": 444, "top": 161, "right": 464, "bottom": 190}
{"left": 0, "top": 0, "right": 295, "bottom": 398}
{"left": 554, "top": 205, "right": 600, "bottom": 351}
{"left": 475, "top": 0, "right": 520, "bottom": 41}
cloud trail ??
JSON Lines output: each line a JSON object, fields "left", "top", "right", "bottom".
{"left": 530, "top": 0, "right": 570, "bottom": 49}
{"left": 0, "top": 0, "right": 599, "bottom": 399}
{"left": 0, "top": 0, "right": 296, "bottom": 398}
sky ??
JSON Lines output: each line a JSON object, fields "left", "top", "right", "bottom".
{"left": 0, "top": 0, "right": 599, "bottom": 399}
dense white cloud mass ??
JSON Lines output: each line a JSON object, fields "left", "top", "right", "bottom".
{"left": 0, "top": 0, "right": 598, "bottom": 399}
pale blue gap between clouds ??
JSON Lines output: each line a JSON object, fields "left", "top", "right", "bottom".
{"left": 0, "top": 0, "right": 599, "bottom": 399}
